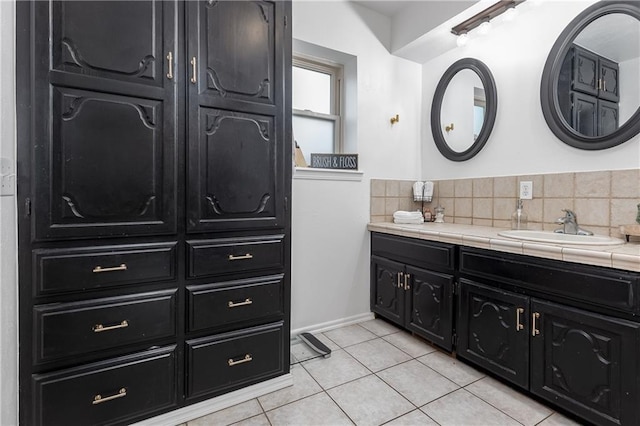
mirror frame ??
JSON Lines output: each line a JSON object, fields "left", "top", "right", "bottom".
{"left": 540, "top": 1, "right": 640, "bottom": 150}
{"left": 431, "top": 58, "right": 497, "bottom": 162}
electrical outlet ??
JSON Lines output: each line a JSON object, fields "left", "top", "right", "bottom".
{"left": 520, "top": 181, "right": 533, "bottom": 200}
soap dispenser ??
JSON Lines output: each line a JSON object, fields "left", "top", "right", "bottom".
{"left": 511, "top": 199, "right": 528, "bottom": 230}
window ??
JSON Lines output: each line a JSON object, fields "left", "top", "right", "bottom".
{"left": 293, "top": 55, "right": 343, "bottom": 165}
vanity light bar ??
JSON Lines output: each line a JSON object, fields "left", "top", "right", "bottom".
{"left": 451, "top": 0, "right": 526, "bottom": 35}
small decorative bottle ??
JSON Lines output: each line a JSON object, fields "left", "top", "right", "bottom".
{"left": 511, "top": 199, "right": 528, "bottom": 230}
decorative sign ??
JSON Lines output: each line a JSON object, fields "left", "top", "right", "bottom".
{"left": 309, "top": 153, "right": 358, "bottom": 170}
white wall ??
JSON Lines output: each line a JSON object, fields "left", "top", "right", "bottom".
{"left": 0, "top": 1, "right": 18, "bottom": 425}
{"left": 421, "top": 0, "right": 640, "bottom": 180}
{"left": 291, "top": 1, "right": 423, "bottom": 331}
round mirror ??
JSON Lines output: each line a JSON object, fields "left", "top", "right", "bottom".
{"left": 431, "top": 58, "right": 497, "bottom": 161}
{"left": 541, "top": 1, "right": 640, "bottom": 150}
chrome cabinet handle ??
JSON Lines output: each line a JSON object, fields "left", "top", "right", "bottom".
{"left": 93, "top": 320, "right": 129, "bottom": 333}
{"left": 190, "top": 56, "right": 197, "bottom": 84}
{"left": 228, "top": 354, "right": 252, "bottom": 367}
{"left": 93, "top": 264, "right": 127, "bottom": 273}
{"left": 166, "top": 51, "right": 173, "bottom": 79}
{"left": 93, "top": 388, "right": 127, "bottom": 405}
{"left": 516, "top": 308, "right": 524, "bottom": 331}
{"left": 396, "top": 272, "right": 403, "bottom": 288}
{"left": 532, "top": 312, "right": 540, "bottom": 337}
{"left": 228, "top": 298, "right": 253, "bottom": 308}
{"left": 228, "top": 253, "right": 253, "bottom": 261}
{"left": 404, "top": 273, "right": 410, "bottom": 291}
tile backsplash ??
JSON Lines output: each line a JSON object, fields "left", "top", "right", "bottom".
{"left": 370, "top": 169, "right": 640, "bottom": 239}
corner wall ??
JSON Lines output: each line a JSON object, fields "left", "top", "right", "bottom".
{"left": 0, "top": 1, "right": 18, "bottom": 424}
{"left": 421, "top": 0, "right": 640, "bottom": 180}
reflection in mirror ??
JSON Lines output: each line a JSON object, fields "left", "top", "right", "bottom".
{"left": 440, "top": 69, "right": 486, "bottom": 153}
{"left": 431, "top": 58, "right": 497, "bottom": 162}
{"left": 557, "top": 13, "right": 640, "bottom": 137}
{"left": 541, "top": 1, "right": 640, "bottom": 150}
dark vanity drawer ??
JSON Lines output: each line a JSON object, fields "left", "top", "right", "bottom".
{"left": 187, "top": 275, "right": 284, "bottom": 332}
{"left": 32, "top": 346, "right": 177, "bottom": 426}
{"left": 33, "top": 242, "right": 177, "bottom": 296}
{"left": 187, "top": 235, "right": 284, "bottom": 278}
{"left": 460, "top": 247, "right": 640, "bottom": 314}
{"left": 33, "top": 290, "right": 177, "bottom": 365}
{"left": 186, "top": 322, "right": 284, "bottom": 399}
{"left": 371, "top": 232, "right": 455, "bottom": 272}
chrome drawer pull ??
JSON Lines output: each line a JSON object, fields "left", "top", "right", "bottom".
{"left": 93, "top": 387, "right": 127, "bottom": 405}
{"left": 93, "top": 264, "right": 127, "bottom": 273}
{"left": 93, "top": 320, "right": 129, "bottom": 333}
{"left": 166, "top": 51, "right": 173, "bottom": 79}
{"left": 228, "top": 298, "right": 253, "bottom": 308}
{"left": 516, "top": 307, "right": 524, "bottom": 331}
{"left": 228, "top": 354, "right": 252, "bottom": 367}
{"left": 532, "top": 312, "right": 540, "bottom": 337}
{"left": 190, "top": 56, "right": 197, "bottom": 84}
{"left": 228, "top": 253, "right": 253, "bottom": 261}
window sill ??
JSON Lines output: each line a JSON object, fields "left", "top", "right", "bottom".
{"left": 293, "top": 167, "right": 364, "bottom": 181}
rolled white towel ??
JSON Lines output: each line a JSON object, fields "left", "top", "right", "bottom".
{"left": 393, "top": 210, "right": 424, "bottom": 224}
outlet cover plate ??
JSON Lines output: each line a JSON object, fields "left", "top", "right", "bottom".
{"left": 520, "top": 181, "right": 533, "bottom": 200}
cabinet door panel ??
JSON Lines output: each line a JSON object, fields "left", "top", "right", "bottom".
{"left": 196, "top": 1, "right": 275, "bottom": 104}
{"left": 572, "top": 46, "right": 598, "bottom": 96}
{"left": 598, "top": 100, "right": 619, "bottom": 136}
{"left": 187, "top": 108, "right": 281, "bottom": 231}
{"left": 457, "top": 279, "right": 530, "bottom": 389}
{"left": 599, "top": 58, "right": 619, "bottom": 102}
{"left": 530, "top": 299, "right": 640, "bottom": 426}
{"left": 33, "top": 1, "right": 177, "bottom": 240}
{"left": 572, "top": 92, "right": 597, "bottom": 137}
{"left": 371, "top": 256, "right": 405, "bottom": 326}
{"left": 405, "top": 266, "right": 453, "bottom": 351}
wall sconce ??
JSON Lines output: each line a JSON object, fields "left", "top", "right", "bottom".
{"left": 390, "top": 114, "right": 400, "bottom": 125}
{"left": 451, "top": 0, "right": 526, "bottom": 43}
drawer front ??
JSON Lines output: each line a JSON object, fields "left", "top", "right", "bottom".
{"left": 34, "top": 290, "right": 177, "bottom": 365}
{"left": 187, "top": 275, "right": 284, "bottom": 332}
{"left": 33, "top": 346, "right": 177, "bottom": 426}
{"left": 187, "top": 235, "right": 284, "bottom": 278}
{"left": 186, "top": 322, "right": 284, "bottom": 399}
{"left": 460, "top": 247, "right": 640, "bottom": 314}
{"left": 371, "top": 232, "right": 455, "bottom": 271}
{"left": 33, "top": 242, "right": 177, "bottom": 296}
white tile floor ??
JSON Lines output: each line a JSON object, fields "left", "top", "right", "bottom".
{"left": 184, "top": 319, "right": 584, "bottom": 426}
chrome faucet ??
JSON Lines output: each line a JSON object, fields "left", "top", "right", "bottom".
{"left": 555, "top": 209, "right": 593, "bottom": 235}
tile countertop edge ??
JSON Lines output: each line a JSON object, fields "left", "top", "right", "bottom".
{"left": 367, "top": 222, "right": 640, "bottom": 273}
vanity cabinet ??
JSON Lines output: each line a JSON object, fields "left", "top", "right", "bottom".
{"left": 458, "top": 247, "right": 640, "bottom": 426}
{"left": 370, "top": 233, "right": 455, "bottom": 351}
{"left": 17, "top": 1, "right": 292, "bottom": 425}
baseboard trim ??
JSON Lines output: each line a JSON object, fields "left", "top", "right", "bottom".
{"left": 290, "top": 312, "right": 374, "bottom": 337}
{"left": 131, "top": 374, "right": 293, "bottom": 426}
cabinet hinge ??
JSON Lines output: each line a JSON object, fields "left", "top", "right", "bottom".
{"left": 25, "top": 198, "right": 31, "bottom": 216}
{"left": 284, "top": 15, "right": 288, "bottom": 27}
{"left": 452, "top": 280, "right": 459, "bottom": 295}
{"left": 452, "top": 334, "right": 458, "bottom": 347}
{"left": 285, "top": 196, "right": 288, "bottom": 212}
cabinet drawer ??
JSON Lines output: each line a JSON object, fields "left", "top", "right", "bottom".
{"left": 33, "top": 242, "right": 177, "bottom": 296}
{"left": 371, "top": 233, "right": 455, "bottom": 271}
{"left": 32, "top": 346, "right": 177, "bottom": 426}
{"left": 187, "top": 275, "right": 284, "bottom": 332}
{"left": 460, "top": 247, "right": 640, "bottom": 314}
{"left": 186, "top": 322, "right": 284, "bottom": 399}
{"left": 187, "top": 235, "right": 284, "bottom": 278}
{"left": 34, "top": 290, "right": 176, "bottom": 365}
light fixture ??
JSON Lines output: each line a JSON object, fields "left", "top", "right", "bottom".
{"left": 503, "top": 4, "right": 519, "bottom": 21}
{"left": 456, "top": 32, "right": 469, "bottom": 47}
{"left": 451, "top": 0, "right": 526, "bottom": 36}
{"left": 478, "top": 20, "right": 492, "bottom": 35}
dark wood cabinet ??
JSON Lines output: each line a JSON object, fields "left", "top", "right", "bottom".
{"left": 458, "top": 247, "right": 640, "bottom": 426}
{"left": 560, "top": 44, "right": 620, "bottom": 137}
{"left": 17, "top": 1, "right": 291, "bottom": 425}
{"left": 371, "top": 233, "right": 455, "bottom": 351}
{"left": 457, "top": 279, "right": 529, "bottom": 389}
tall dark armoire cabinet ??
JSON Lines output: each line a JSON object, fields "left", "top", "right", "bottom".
{"left": 16, "top": 1, "right": 292, "bottom": 425}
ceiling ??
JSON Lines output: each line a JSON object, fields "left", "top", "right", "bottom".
{"left": 351, "top": 1, "right": 418, "bottom": 17}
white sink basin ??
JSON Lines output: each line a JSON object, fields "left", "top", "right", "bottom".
{"left": 497, "top": 230, "right": 625, "bottom": 246}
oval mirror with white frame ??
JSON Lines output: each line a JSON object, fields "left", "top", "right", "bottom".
{"left": 431, "top": 58, "right": 497, "bottom": 161}
{"left": 541, "top": 1, "right": 640, "bottom": 150}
